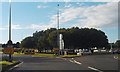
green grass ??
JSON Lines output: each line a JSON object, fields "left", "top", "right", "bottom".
{"left": 0, "top": 61, "right": 13, "bottom": 65}
{"left": 0, "top": 60, "right": 18, "bottom": 65}
{"left": 0, "top": 51, "right": 3, "bottom": 54}
{"left": 0, "top": 60, "right": 19, "bottom": 70}
{"left": 13, "top": 52, "right": 79, "bottom": 58}
{"left": 34, "top": 53, "right": 55, "bottom": 57}
{"left": 59, "top": 55, "right": 78, "bottom": 57}
{"left": 13, "top": 52, "right": 24, "bottom": 55}
{"left": 34, "top": 53, "right": 78, "bottom": 58}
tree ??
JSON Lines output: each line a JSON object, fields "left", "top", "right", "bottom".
{"left": 37, "top": 36, "right": 52, "bottom": 52}
{"left": 14, "top": 42, "right": 20, "bottom": 48}
{"left": 20, "top": 37, "right": 35, "bottom": 49}
{"left": 115, "top": 40, "right": 120, "bottom": 48}
{"left": 48, "top": 27, "right": 108, "bottom": 49}
{"left": 20, "top": 27, "right": 109, "bottom": 51}
{"left": 2, "top": 44, "right": 7, "bottom": 48}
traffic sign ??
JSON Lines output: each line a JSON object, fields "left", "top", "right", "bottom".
{"left": 52, "top": 48, "right": 59, "bottom": 52}
{"left": 3, "top": 48, "right": 14, "bottom": 54}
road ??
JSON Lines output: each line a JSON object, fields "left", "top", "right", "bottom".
{"left": 6, "top": 54, "right": 119, "bottom": 72}
{"left": 67, "top": 54, "right": 119, "bottom": 71}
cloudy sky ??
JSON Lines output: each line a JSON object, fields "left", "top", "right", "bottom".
{"left": 0, "top": 1, "right": 118, "bottom": 43}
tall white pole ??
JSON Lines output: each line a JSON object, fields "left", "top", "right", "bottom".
{"left": 57, "top": 4, "right": 59, "bottom": 48}
{"left": 9, "top": 0, "right": 11, "bottom": 41}
{"left": 8, "top": 0, "right": 12, "bottom": 62}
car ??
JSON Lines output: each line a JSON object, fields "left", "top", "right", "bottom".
{"left": 113, "top": 48, "right": 120, "bottom": 54}
{"left": 81, "top": 49, "right": 92, "bottom": 55}
{"left": 93, "top": 49, "right": 99, "bottom": 52}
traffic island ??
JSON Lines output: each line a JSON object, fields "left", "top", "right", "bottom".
{"left": 0, "top": 60, "right": 21, "bottom": 72}
{"left": 13, "top": 52, "right": 81, "bottom": 58}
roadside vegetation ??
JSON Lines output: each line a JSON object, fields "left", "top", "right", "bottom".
{"left": 20, "top": 27, "right": 109, "bottom": 51}
{"left": 13, "top": 52, "right": 78, "bottom": 58}
{"left": 0, "top": 57, "right": 20, "bottom": 71}
{"left": 2, "top": 27, "right": 120, "bottom": 56}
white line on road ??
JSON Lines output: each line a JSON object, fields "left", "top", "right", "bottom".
{"left": 9, "top": 62, "right": 23, "bottom": 70}
{"left": 88, "top": 66, "right": 103, "bottom": 72}
{"left": 114, "top": 56, "right": 118, "bottom": 59}
{"left": 64, "top": 58, "right": 67, "bottom": 60}
{"left": 73, "top": 60, "right": 82, "bottom": 65}
{"left": 69, "top": 60, "right": 74, "bottom": 63}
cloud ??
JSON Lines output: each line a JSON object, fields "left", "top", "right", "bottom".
{"left": 50, "top": 2, "right": 118, "bottom": 29}
{"left": 65, "top": 4, "right": 72, "bottom": 8}
{"left": 0, "top": 28, "right": 6, "bottom": 30}
{"left": 11, "top": 24, "right": 22, "bottom": 30}
{"left": 25, "top": 2, "right": 118, "bottom": 31}
{"left": 0, "top": 24, "right": 22, "bottom": 30}
{"left": 76, "top": 2, "right": 86, "bottom": 7}
{"left": 37, "top": 5, "right": 48, "bottom": 8}
{"left": 37, "top": 5, "right": 41, "bottom": 8}
{"left": 27, "top": 23, "right": 56, "bottom": 30}
{"left": 63, "top": 0, "right": 71, "bottom": 2}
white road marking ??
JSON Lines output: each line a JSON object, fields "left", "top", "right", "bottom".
{"left": 69, "top": 60, "right": 74, "bottom": 62}
{"left": 88, "top": 66, "right": 103, "bottom": 72}
{"left": 114, "top": 56, "right": 118, "bottom": 59}
{"left": 73, "top": 60, "right": 82, "bottom": 65}
{"left": 9, "top": 62, "right": 23, "bottom": 70}
{"left": 69, "top": 58, "right": 103, "bottom": 72}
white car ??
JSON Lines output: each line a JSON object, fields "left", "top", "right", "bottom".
{"left": 81, "top": 49, "right": 92, "bottom": 55}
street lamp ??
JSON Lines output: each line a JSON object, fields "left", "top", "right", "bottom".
{"left": 7, "top": 0, "right": 13, "bottom": 62}
{"left": 57, "top": 4, "right": 60, "bottom": 53}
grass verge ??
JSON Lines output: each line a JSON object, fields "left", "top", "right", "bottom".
{"left": 59, "top": 55, "right": 78, "bottom": 58}
{"left": 13, "top": 52, "right": 79, "bottom": 58}
{"left": 0, "top": 60, "right": 20, "bottom": 71}
{"left": 0, "top": 52, "right": 3, "bottom": 54}
{"left": 13, "top": 52, "right": 24, "bottom": 55}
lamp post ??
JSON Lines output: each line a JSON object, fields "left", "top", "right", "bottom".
{"left": 57, "top": 4, "right": 60, "bottom": 55}
{"left": 7, "top": 0, "right": 13, "bottom": 62}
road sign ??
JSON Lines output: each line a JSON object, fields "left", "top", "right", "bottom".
{"left": 52, "top": 48, "right": 59, "bottom": 52}
{"left": 3, "top": 48, "right": 14, "bottom": 54}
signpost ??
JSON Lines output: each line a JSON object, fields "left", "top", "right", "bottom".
{"left": 3, "top": 48, "right": 14, "bottom": 54}
{"left": 3, "top": 0, "right": 14, "bottom": 62}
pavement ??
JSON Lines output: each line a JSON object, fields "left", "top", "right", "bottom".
{"left": 2, "top": 54, "right": 119, "bottom": 72}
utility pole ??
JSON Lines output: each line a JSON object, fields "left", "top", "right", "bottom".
{"left": 57, "top": 4, "right": 59, "bottom": 49}
{"left": 9, "top": 0, "right": 11, "bottom": 41}
{"left": 57, "top": 4, "right": 60, "bottom": 55}
{"left": 7, "top": 0, "right": 13, "bottom": 62}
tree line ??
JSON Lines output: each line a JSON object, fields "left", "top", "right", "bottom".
{"left": 2, "top": 27, "right": 120, "bottom": 51}
{"left": 20, "top": 27, "right": 109, "bottom": 51}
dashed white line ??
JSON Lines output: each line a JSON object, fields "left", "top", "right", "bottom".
{"left": 68, "top": 58, "right": 103, "bottom": 72}
{"left": 88, "top": 66, "right": 103, "bottom": 72}
{"left": 69, "top": 60, "right": 74, "bottom": 62}
{"left": 73, "top": 60, "right": 82, "bottom": 65}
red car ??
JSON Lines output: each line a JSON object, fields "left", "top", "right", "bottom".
{"left": 113, "top": 48, "right": 120, "bottom": 54}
